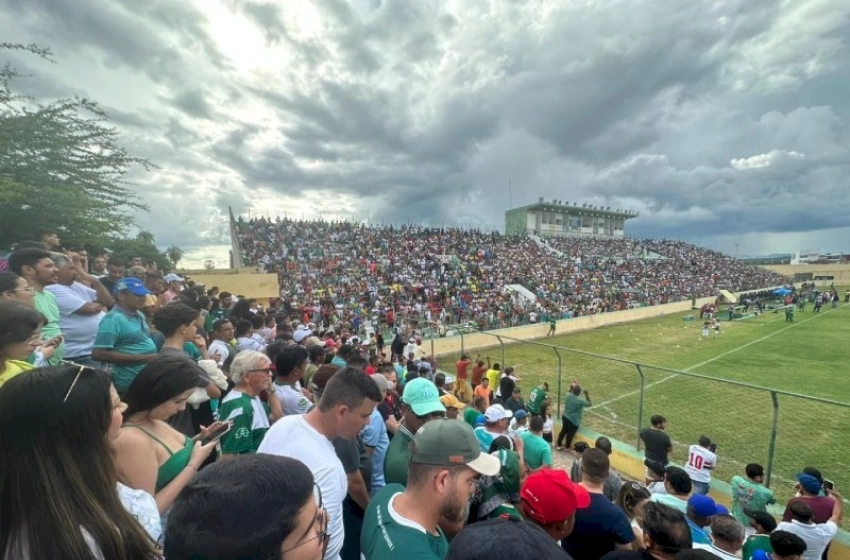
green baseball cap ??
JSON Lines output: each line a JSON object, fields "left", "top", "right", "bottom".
{"left": 402, "top": 378, "right": 446, "bottom": 416}
{"left": 411, "top": 419, "right": 500, "bottom": 476}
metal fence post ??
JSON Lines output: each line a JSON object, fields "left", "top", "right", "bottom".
{"left": 553, "top": 348, "right": 563, "bottom": 417}
{"left": 460, "top": 331, "right": 465, "bottom": 356}
{"left": 430, "top": 335, "right": 435, "bottom": 361}
{"left": 496, "top": 335, "right": 505, "bottom": 367}
{"left": 635, "top": 364, "right": 646, "bottom": 450}
{"left": 766, "top": 391, "right": 780, "bottom": 487}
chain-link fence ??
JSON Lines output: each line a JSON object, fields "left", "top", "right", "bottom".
{"left": 437, "top": 330, "right": 850, "bottom": 526}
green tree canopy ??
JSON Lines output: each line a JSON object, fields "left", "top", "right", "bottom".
{"left": 0, "top": 43, "right": 154, "bottom": 249}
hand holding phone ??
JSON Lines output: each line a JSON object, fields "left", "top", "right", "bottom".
{"left": 195, "top": 422, "right": 231, "bottom": 446}
{"left": 824, "top": 479, "right": 834, "bottom": 491}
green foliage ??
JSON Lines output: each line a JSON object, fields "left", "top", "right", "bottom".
{"left": 165, "top": 245, "right": 184, "bottom": 267}
{"left": 0, "top": 43, "right": 154, "bottom": 249}
{"left": 92, "top": 231, "right": 174, "bottom": 272}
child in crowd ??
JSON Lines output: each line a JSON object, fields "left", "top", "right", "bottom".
{"left": 569, "top": 441, "right": 590, "bottom": 481}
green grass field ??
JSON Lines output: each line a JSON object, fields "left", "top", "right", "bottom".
{"left": 437, "top": 296, "right": 850, "bottom": 523}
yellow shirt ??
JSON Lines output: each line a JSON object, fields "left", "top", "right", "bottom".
{"left": 0, "top": 360, "right": 34, "bottom": 387}
{"left": 486, "top": 368, "right": 500, "bottom": 388}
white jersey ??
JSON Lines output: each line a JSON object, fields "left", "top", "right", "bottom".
{"left": 685, "top": 444, "right": 717, "bottom": 482}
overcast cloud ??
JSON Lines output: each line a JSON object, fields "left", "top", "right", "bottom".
{"left": 2, "top": 0, "right": 849, "bottom": 265}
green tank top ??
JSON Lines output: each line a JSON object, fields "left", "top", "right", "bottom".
{"left": 124, "top": 424, "right": 193, "bottom": 492}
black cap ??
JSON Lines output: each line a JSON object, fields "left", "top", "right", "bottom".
{"left": 743, "top": 508, "right": 778, "bottom": 532}
{"left": 446, "top": 517, "right": 570, "bottom": 560}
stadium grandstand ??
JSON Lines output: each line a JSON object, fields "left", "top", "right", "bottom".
{"left": 233, "top": 214, "right": 790, "bottom": 331}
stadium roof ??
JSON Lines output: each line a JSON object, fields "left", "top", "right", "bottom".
{"left": 509, "top": 200, "right": 639, "bottom": 218}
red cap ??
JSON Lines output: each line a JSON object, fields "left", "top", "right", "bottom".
{"left": 520, "top": 468, "right": 590, "bottom": 524}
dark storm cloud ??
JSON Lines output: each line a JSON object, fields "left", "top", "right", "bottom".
{"left": 2, "top": 0, "right": 849, "bottom": 253}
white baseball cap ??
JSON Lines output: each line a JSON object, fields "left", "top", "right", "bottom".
{"left": 484, "top": 404, "right": 513, "bottom": 422}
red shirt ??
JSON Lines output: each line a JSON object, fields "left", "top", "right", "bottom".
{"left": 472, "top": 365, "right": 487, "bottom": 385}
{"left": 782, "top": 496, "right": 835, "bottom": 524}
{"left": 456, "top": 359, "right": 471, "bottom": 380}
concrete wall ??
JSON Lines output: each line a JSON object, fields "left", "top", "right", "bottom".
{"left": 765, "top": 263, "right": 850, "bottom": 282}
{"left": 177, "top": 272, "right": 280, "bottom": 300}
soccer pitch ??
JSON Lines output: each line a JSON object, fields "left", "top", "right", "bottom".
{"left": 436, "top": 297, "right": 850, "bottom": 515}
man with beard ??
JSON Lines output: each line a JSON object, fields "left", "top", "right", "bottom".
{"left": 361, "top": 419, "right": 500, "bottom": 560}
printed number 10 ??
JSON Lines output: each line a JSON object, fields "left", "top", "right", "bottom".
{"left": 688, "top": 452, "right": 704, "bottom": 469}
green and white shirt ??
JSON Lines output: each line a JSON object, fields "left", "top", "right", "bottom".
{"left": 216, "top": 390, "right": 269, "bottom": 455}
{"left": 361, "top": 484, "right": 449, "bottom": 560}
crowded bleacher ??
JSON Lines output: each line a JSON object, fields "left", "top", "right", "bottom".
{"left": 0, "top": 230, "right": 841, "bottom": 560}
{"left": 235, "top": 217, "right": 790, "bottom": 331}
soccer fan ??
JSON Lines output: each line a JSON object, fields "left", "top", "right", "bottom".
{"left": 645, "top": 459, "right": 668, "bottom": 495}
{"left": 520, "top": 468, "right": 590, "bottom": 545}
{"left": 92, "top": 277, "right": 159, "bottom": 394}
{"left": 600, "top": 501, "right": 693, "bottom": 560}
{"left": 164, "top": 455, "right": 329, "bottom": 560}
{"left": 686, "top": 494, "right": 729, "bottom": 545}
{"left": 730, "top": 463, "right": 776, "bottom": 527}
{"left": 742, "top": 511, "right": 778, "bottom": 560}
{"left": 617, "top": 482, "right": 652, "bottom": 548}
{"left": 208, "top": 318, "right": 236, "bottom": 367}
{"left": 695, "top": 514, "right": 745, "bottom": 560}
{"left": 474, "top": 404, "right": 513, "bottom": 452}
{"left": 273, "top": 343, "right": 313, "bottom": 417}
{"left": 384, "top": 377, "right": 446, "bottom": 486}
{"left": 362, "top": 373, "right": 392, "bottom": 496}
{"left": 446, "top": 517, "right": 571, "bottom": 560}
{"left": 8, "top": 248, "right": 65, "bottom": 364}
{"left": 526, "top": 381, "right": 551, "bottom": 416}
{"left": 440, "top": 393, "right": 466, "bottom": 419}
{"left": 641, "top": 415, "right": 673, "bottom": 471}
{"left": 360, "top": 419, "right": 500, "bottom": 559}
{"left": 157, "top": 273, "right": 184, "bottom": 306}
{"left": 217, "top": 350, "right": 274, "bottom": 456}
{"left": 505, "top": 386, "right": 525, "bottom": 413}
{"left": 259, "top": 366, "right": 382, "bottom": 560}
{"left": 0, "top": 300, "right": 45, "bottom": 386}
{"left": 685, "top": 436, "right": 717, "bottom": 495}
{"left": 473, "top": 376, "right": 492, "bottom": 407}
{"left": 562, "top": 448, "right": 635, "bottom": 559}
{"left": 100, "top": 257, "right": 126, "bottom": 295}
{"left": 455, "top": 352, "right": 472, "bottom": 402}
{"left": 45, "top": 252, "right": 112, "bottom": 367}
{"left": 755, "top": 531, "right": 808, "bottom": 560}
{"left": 464, "top": 395, "right": 487, "bottom": 427}
{"left": 651, "top": 466, "right": 693, "bottom": 513}
{"left": 777, "top": 490, "right": 842, "bottom": 560}
{"left": 521, "top": 414, "right": 553, "bottom": 471}
{"left": 782, "top": 472, "right": 835, "bottom": 524}
{"left": 557, "top": 383, "right": 591, "bottom": 450}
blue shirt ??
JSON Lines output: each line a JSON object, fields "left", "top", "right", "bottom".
{"left": 687, "top": 518, "right": 712, "bottom": 545}
{"left": 362, "top": 407, "right": 390, "bottom": 495}
{"left": 93, "top": 305, "right": 157, "bottom": 392}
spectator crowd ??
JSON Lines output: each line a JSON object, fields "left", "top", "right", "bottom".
{"left": 0, "top": 228, "right": 839, "bottom": 560}
{"left": 235, "top": 218, "right": 789, "bottom": 333}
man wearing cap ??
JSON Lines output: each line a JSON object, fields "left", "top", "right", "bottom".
{"left": 474, "top": 404, "right": 512, "bottom": 453}
{"left": 520, "top": 468, "right": 590, "bottom": 545}
{"left": 777, "top": 489, "right": 842, "bottom": 560}
{"left": 157, "top": 273, "right": 184, "bottom": 306}
{"left": 731, "top": 463, "right": 776, "bottom": 528}
{"left": 440, "top": 394, "right": 466, "bottom": 420}
{"left": 92, "top": 278, "right": 159, "bottom": 394}
{"left": 686, "top": 494, "right": 730, "bottom": 545}
{"left": 742, "top": 510, "right": 778, "bottom": 560}
{"left": 361, "top": 419, "right": 500, "bottom": 560}
{"left": 384, "top": 378, "right": 446, "bottom": 486}
{"left": 782, "top": 472, "right": 835, "bottom": 525}
{"left": 362, "top": 373, "right": 392, "bottom": 496}
{"left": 563, "top": 448, "right": 635, "bottom": 559}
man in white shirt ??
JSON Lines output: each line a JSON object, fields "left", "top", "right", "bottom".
{"left": 685, "top": 436, "right": 717, "bottom": 495}
{"left": 695, "top": 514, "right": 745, "bottom": 560}
{"left": 258, "top": 366, "right": 383, "bottom": 560}
{"left": 777, "top": 489, "right": 843, "bottom": 560}
{"left": 45, "top": 253, "right": 113, "bottom": 366}
{"left": 271, "top": 343, "right": 313, "bottom": 420}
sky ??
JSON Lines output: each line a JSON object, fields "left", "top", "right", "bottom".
{"left": 2, "top": 0, "right": 849, "bottom": 267}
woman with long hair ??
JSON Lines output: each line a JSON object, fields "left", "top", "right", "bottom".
{"left": 113, "top": 356, "right": 222, "bottom": 516}
{"left": 0, "top": 364, "right": 159, "bottom": 559}
{"left": 617, "top": 481, "right": 652, "bottom": 550}
{"left": 0, "top": 300, "right": 45, "bottom": 386}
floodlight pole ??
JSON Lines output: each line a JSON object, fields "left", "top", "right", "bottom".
{"left": 766, "top": 391, "right": 780, "bottom": 487}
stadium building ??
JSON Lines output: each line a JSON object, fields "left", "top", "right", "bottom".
{"left": 504, "top": 198, "right": 639, "bottom": 238}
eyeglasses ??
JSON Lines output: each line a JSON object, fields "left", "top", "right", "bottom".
{"left": 247, "top": 365, "right": 275, "bottom": 374}
{"left": 278, "top": 483, "right": 329, "bottom": 557}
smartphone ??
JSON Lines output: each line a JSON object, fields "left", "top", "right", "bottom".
{"left": 709, "top": 443, "right": 717, "bottom": 453}
{"left": 199, "top": 424, "right": 231, "bottom": 446}
{"left": 824, "top": 479, "right": 834, "bottom": 491}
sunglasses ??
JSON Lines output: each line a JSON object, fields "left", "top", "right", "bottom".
{"left": 62, "top": 363, "right": 92, "bottom": 403}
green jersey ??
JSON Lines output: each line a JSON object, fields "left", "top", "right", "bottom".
{"left": 216, "top": 390, "right": 270, "bottom": 455}
{"left": 730, "top": 475, "right": 776, "bottom": 526}
{"left": 563, "top": 393, "right": 590, "bottom": 425}
{"left": 361, "top": 484, "right": 449, "bottom": 560}
{"left": 527, "top": 386, "right": 547, "bottom": 415}
{"left": 384, "top": 424, "right": 414, "bottom": 486}
{"left": 463, "top": 407, "right": 480, "bottom": 427}
{"left": 520, "top": 431, "right": 553, "bottom": 470}
{"left": 34, "top": 290, "right": 64, "bottom": 364}
{"left": 742, "top": 534, "right": 772, "bottom": 560}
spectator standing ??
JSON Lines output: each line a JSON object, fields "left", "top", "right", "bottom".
{"left": 447, "top": 517, "right": 572, "bottom": 560}
{"left": 45, "top": 253, "right": 112, "bottom": 367}
{"left": 782, "top": 473, "right": 835, "bottom": 524}
{"left": 272, "top": 344, "right": 313, "bottom": 418}
{"left": 362, "top": 373, "right": 392, "bottom": 496}
{"left": 8, "top": 248, "right": 65, "bottom": 364}
{"left": 440, "top": 393, "right": 466, "bottom": 420}
{"left": 475, "top": 404, "right": 512, "bottom": 453}
{"left": 505, "top": 387, "right": 525, "bottom": 413}
{"left": 685, "top": 436, "right": 717, "bottom": 495}
{"left": 0, "top": 300, "right": 44, "bottom": 386}
{"left": 217, "top": 350, "right": 274, "bottom": 457}
{"left": 157, "top": 273, "right": 184, "bottom": 306}
{"left": 520, "top": 468, "right": 590, "bottom": 545}
{"left": 600, "top": 501, "right": 693, "bottom": 560}
{"left": 360, "top": 419, "right": 500, "bottom": 560}
{"left": 557, "top": 384, "right": 591, "bottom": 450}
{"left": 521, "top": 415, "right": 553, "bottom": 472}
{"left": 616, "top": 482, "right": 652, "bottom": 549}
{"left": 92, "top": 278, "right": 159, "bottom": 395}
{"left": 651, "top": 467, "right": 693, "bottom": 513}
{"left": 754, "top": 531, "right": 808, "bottom": 560}
{"left": 471, "top": 358, "right": 488, "bottom": 389}
{"left": 259, "top": 366, "right": 382, "bottom": 560}
{"left": 526, "top": 381, "right": 550, "bottom": 417}
{"left": 562, "top": 448, "right": 635, "bottom": 559}
{"left": 777, "top": 492, "right": 842, "bottom": 560}
{"left": 485, "top": 362, "right": 501, "bottom": 390}
{"left": 640, "top": 415, "right": 673, "bottom": 472}
{"left": 208, "top": 318, "right": 235, "bottom": 367}
{"left": 695, "top": 515, "right": 745, "bottom": 560}
{"left": 685, "top": 494, "right": 729, "bottom": 545}
{"left": 384, "top": 377, "right": 446, "bottom": 486}
{"left": 473, "top": 376, "right": 492, "bottom": 407}
{"left": 164, "top": 455, "right": 329, "bottom": 560}
{"left": 455, "top": 353, "right": 472, "bottom": 402}
{"left": 99, "top": 257, "right": 126, "bottom": 297}
{"left": 464, "top": 395, "right": 487, "bottom": 427}
{"left": 570, "top": 441, "right": 591, "bottom": 483}
{"left": 742, "top": 511, "right": 778, "bottom": 560}
{"left": 730, "top": 463, "right": 776, "bottom": 527}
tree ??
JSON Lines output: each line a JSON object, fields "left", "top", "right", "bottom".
{"left": 0, "top": 43, "right": 154, "bottom": 249}
{"left": 91, "top": 231, "right": 174, "bottom": 272}
{"left": 166, "top": 245, "right": 184, "bottom": 267}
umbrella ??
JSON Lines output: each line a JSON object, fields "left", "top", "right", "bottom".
{"left": 773, "top": 288, "right": 791, "bottom": 296}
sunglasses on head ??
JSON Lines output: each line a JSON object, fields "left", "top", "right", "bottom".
{"left": 61, "top": 362, "right": 96, "bottom": 403}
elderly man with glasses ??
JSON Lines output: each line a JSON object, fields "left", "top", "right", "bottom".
{"left": 217, "top": 350, "right": 275, "bottom": 459}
